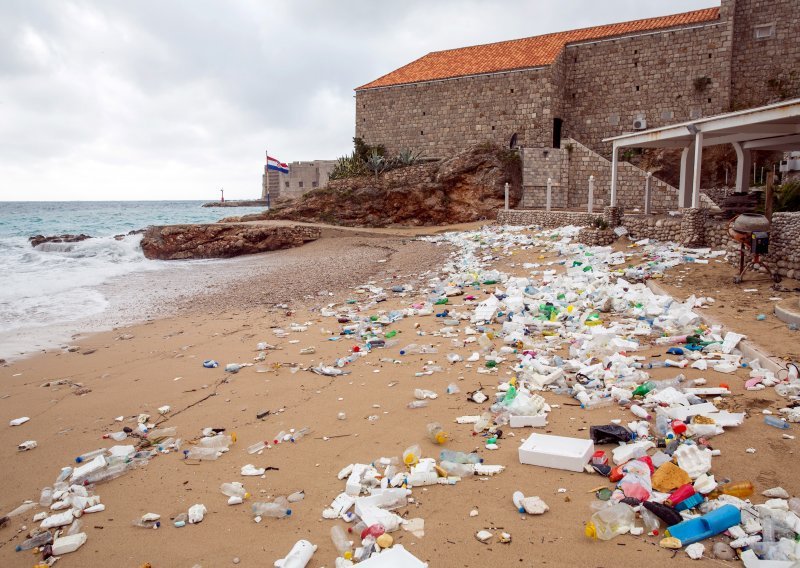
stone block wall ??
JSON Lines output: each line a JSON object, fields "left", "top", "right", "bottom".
{"left": 496, "top": 209, "right": 597, "bottom": 228}
{"left": 520, "top": 147, "right": 569, "bottom": 208}
{"left": 355, "top": 67, "right": 555, "bottom": 157}
{"left": 565, "top": 139, "right": 681, "bottom": 212}
{"left": 730, "top": 0, "right": 800, "bottom": 109}
{"left": 562, "top": 20, "right": 733, "bottom": 157}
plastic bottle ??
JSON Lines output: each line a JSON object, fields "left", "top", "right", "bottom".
{"left": 15, "top": 531, "right": 53, "bottom": 552}
{"left": 427, "top": 423, "right": 449, "bottom": 445}
{"left": 414, "top": 389, "right": 438, "bottom": 400}
{"left": 764, "top": 415, "right": 790, "bottom": 429}
{"left": 104, "top": 431, "right": 128, "bottom": 441}
{"left": 349, "top": 520, "right": 367, "bottom": 535}
{"left": 439, "top": 460, "right": 473, "bottom": 477}
{"left": 440, "top": 450, "right": 483, "bottom": 464}
{"left": 132, "top": 517, "right": 161, "bottom": 529}
{"left": 330, "top": 525, "right": 353, "bottom": 560}
{"left": 197, "top": 434, "right": 232, "bottom": 449}
{"left": 399, "top": 344, "right": 418, "bottom": 355}
{"left": 446, "top": 383, "right": 461, "bottom": 394}
{"left": 632, "top": 381, "right": 655, "bottom": 397}
{"left": 407, "top": 400, "right": 428, "bottom": 409}
{"left": 247, "top": 441, "right": 267, "bottom": 454}
{"left": 145, "top": 427, "right": 177, "bottom": 439}
{"left": 473, "top": 412, "right": 492, "bottom": 433}
{"left": 665, "top": 484, "right": 696, "bottom": 507}
{"left": 272, "top": 431, "right": 287, "bottom": 445}
{"left": 251, "top": 502, "right": 291, "bottom": 518}
{"left": 708, "top": 481, "right": 754, "bottom": 499}
{"left": 40, "top": 487, "right": 53, "bottom": 507}
{"left": 640, "top": 507, "right": 661, "bottom": 535}
{"left": 512, "top": 491, "right": 526, "bottom": 513}
{"left": 290, "top": 427, "right": 311, "bottom": 442}
{"left": 220, "top": 482, "right": 249, "bottom": 499}
{"left": 75, "top": 448, "right": 106, "bottom": 464}
{"left": 184, "top": 447, "right": 220, "bottom": 461}
{"left": 402, "top": 444, "right": 422, "bottom": 466}
{"left": 655, "top": 335, "right": 689, "bottom": 346}
{"left": 584, "top": 503, "right": 635, "bottom": 540}
{"left": 582, "top": 397, "right": 613, "bottom": 410}
{"left": 630, "top": 404, "right": 651, "bottom": 420}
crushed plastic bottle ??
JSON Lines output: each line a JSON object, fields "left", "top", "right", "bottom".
{"left": 426, "top": 423, "right": 449, "bottom": 445}
{"left": 585, "top": 503, "right": 635, "bottom": 540}
{"left": 251, "top": 502, "right": 292, "bottom": 518}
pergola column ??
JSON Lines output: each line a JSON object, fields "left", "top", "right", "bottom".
{"left": 610, "top": 143, "right": 619, "bottom": 207}
{"left": 678, "top": 143, "right": 695, "bottom": 208}
{"left": 732, "top": 141, "right": 751, "bottom": 194}
{"left": 691, "top": 130, "right": 704, "bottom": 209}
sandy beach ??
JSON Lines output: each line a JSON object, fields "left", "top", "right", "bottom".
{"left": 1, "top": 224, "right": 799, "bottom": 568}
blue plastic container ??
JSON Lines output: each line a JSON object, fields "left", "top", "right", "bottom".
{"left": 667, "top": 504, "right": 741, "bottom": 545}
{"left": 674, "top": 492, "right": 704, "bottom": 512}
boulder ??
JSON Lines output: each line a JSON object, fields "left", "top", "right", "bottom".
{"left": 140, "top": 224, "right": 320, "bottom": 260}
{"left": 29, "top": 234, "right": 92, "bottom": 248}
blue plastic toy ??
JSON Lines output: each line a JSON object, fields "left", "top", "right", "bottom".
{"left": 667, "top": 504, "right": 741, "bottom": 545}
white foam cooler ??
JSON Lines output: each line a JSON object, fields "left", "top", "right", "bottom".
{"left": 518, "top": 433, "right": 594, "bottom": 472}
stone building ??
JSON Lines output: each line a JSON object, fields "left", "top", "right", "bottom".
{"left": 354, "top": 0, "right": 800, "bottom": 210}
{"left": 262, "top": 160, "right": 337, "bottom": 200}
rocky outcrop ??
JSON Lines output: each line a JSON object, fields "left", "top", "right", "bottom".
{"left": 29, "top": 234, "right": 92, "bottom": 248}
{"left": 140, "top": 224, "right": 320, "bottom": 260}
{"left": 223, "top": 145, "right": 522, "bottom": 227}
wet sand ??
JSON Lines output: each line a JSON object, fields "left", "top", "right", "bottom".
{"left": 1, "top": 225, "right": 798, "bottom": 567}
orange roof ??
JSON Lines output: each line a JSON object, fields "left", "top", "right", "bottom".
{"left": 357, "top": 7, "right": 720, "bottom": 90}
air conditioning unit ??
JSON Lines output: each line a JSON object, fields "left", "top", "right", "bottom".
{"left": 632, "top": 118, "right": 647, "bottom": 130}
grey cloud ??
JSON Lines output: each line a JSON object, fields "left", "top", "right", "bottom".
{"left": 0, "top": 0, "right": 718, "bottom": 199}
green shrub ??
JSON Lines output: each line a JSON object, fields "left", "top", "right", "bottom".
{"left": 777, "top": 180, "right": 800, "bottom": 212}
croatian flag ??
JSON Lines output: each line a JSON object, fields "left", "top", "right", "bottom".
{"left": 267, "top": 155, "right": 289, "bottom": 174}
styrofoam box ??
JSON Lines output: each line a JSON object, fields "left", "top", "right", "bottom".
{"left": 357, "top": 545, "right": 428, "bottom": 567}
{"left": 509, "top": 414, "right": 548, "bottom": 428}
{"left": 518, "top": 433, "right": 594, "bottom": 472}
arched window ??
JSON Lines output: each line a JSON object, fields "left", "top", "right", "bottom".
{"left": 509, "top": 133, "right": 518, "bottom": 149}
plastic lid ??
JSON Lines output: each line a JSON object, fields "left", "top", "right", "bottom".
{"left": 286, "top": 509, "right": 292, "bottom": 516}
{"left": 584, "top": 522, "right": 596, "bottom": 539}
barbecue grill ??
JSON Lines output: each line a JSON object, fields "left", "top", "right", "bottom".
{"left": 727, "top": 213, "right": 781, "bottom": 284}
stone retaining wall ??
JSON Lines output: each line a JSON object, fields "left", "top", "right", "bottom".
{"left": 496, "top": 209, "right": 597, "bottom": 228}
{"left": 497, "top": 209, "right": 800, "bottom": 280}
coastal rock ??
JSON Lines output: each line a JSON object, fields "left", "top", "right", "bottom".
{"left": 29, "top": 234, "right": 92, "bottom": 248}
{"left": 139, "top": 223, "right": 320, "bottom": 260}
{"left": 223, "top": 144, "right": 522, "bottom": 227}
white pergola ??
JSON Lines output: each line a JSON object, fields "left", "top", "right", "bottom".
{"left": 604, "top": 98, "right": 800, "bottom": 211}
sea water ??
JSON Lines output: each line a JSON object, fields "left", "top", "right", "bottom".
{"left": 0, "top": 201, "right": 267, "bottom": 360}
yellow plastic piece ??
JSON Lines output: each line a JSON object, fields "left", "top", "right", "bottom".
{"left": 584, "top": 522, "right": 597, "bottom": 539}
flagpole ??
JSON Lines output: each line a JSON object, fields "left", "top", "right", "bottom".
{"left": 265, "top": 148, "right": 271, "bottom": 209}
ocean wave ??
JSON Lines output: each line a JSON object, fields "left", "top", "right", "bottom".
{"left": 0, "top": 234, "right": 161, "bottom": 333}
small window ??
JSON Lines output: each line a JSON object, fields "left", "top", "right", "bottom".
{"left": 634, "top": 61, "right": 638, "bottom": 67}
{"left": 420, "top": 130, "right": 424, "bottom": 135}
{"left": 634, "top": 49, "right": 638, "bottom": 55}
{"left": 298, "top": 181, "right": 304, "bottom": 188}
{"left": 708, "top": 53, "right": 712, "bottom": 59}
{"left": 510, "top": 88, "right": 514, "bottom": 93}
{"left": 284, "top": 181, "right": 289, "bottom": 188}
{"left": 635, "top": 85, "right": 640, "bottom": 91}
{"left": 754, "top": 23, "right": 775, "bottom": 39}
{"left": 491, "top": 125, "right": 496, "bottom": 130}
{"left": 572, "top": 92, "right": 576, "bottom": 99}
{"left": 312, "top": 181, "right": 318, "bottom": 188}
{"left": 422, "top": 111, "right": 426, "bottom": 115}
{"left": 708, "top": 98, "right": 712, "bottom": 103}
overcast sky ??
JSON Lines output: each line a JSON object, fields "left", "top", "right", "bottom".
{"left": 0, "top": 1, "right": 719, "bottom": 201}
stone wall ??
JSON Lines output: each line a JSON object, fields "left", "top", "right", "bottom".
{"left": 565, "top": 139, "right": 682, "bottom": 212}
{"left": 355, "top": 67, "right": 555, "bottom": 157}
{"left": 520, "top": 147, "right": 569, "bottom": 208}
{"left": 562, "top": 20, "right": 733, "bottom": 157}
{"left": 497, "top": 209, "right": 800, "bottom": 281}
{"left": 623, "top": 215, "right": 683, "bottom": 242}
{"left": 355, "top": 0, "right": 799, "bottom": 164}
{"left": 496, "top": 209, "right": 597, "bottom": 228}
{"left": 730, "top": 0, "right": 800, "bottom": 109}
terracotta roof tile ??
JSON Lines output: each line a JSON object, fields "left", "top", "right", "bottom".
{"left": 357, "top": 8, "right": 720, "bottom": 90}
